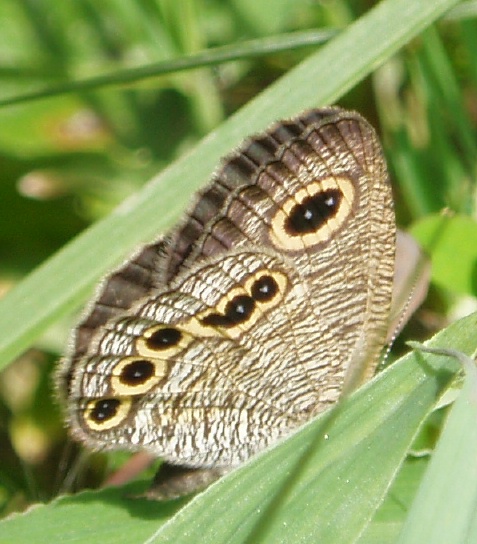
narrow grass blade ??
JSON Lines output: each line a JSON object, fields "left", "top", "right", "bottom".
{"left": 397, "top": 346, "right": 477, "bottom": 543}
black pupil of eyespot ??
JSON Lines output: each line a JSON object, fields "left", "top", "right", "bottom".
{"left": 286, "top": 189, "right": 342, "bottom": 235}
{"left": 120, "top": 359, "right": 154, "bottom": 385}
{"left": 91, "top": 399, "right": 120, "bottom": 422}
{"left": 146, "top": 327, "right": 181, "bottom": 350}
{"left": 226, "top": 295, "right": 254, "bottom": 323}
{"left": 252, "top": 275, "right": 278, "bottom": 302}
{"left": 201, "top": 294, "right": 255, "bottom": 328}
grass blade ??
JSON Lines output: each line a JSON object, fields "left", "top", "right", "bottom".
{"left": 397, "top": 346, "right": 477, "bottom": 543}
{"left": 0, "top": 0, "right": 461, "bottom": 369}
{"left": 1, "top": 312, "right": 475, "bottom": 543}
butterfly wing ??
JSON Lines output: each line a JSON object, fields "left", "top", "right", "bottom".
{"left": 59, "top": 108, "right": 395, "bottom": 469}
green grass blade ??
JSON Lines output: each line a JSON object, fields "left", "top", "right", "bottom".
{"left": 410, "top": 214, "right": 477, "bottom": 296}
{"left": 445, "top": 1, "right": 477, "bottom": 21}
{"left": 152, "top": 315, "right": 476, "bottom": 544}
{"left": 396, "top": 346, "right": 477, "bottom": 543}
{"left": 1, "top": 312, "right": 475, "bottom": 544}
{"left": 0, "top": 0, "right": 461, "bottom": 370}
{"left": 0, "top": 30, "right": 336, "bottom": 108}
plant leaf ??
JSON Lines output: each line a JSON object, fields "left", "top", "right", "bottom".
{"left": 1, "top": 312, "right": 475, "bottom": 544}
{"left": 410, "top": 213, "right": 477, "bottom": 296}
{"left": 396, "top": 345, "right": 477, "bottom": 543}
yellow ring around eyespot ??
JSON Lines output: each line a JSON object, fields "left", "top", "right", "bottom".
{"left": 135, "top": 326, "right": 193, "bottom": 358}
{"left": 193, "top": 269, "right": 289, "bottom": 339}
{"left": 84, "top": 397, "right": 132, "bottom": 431}
{"left": 270, "top": 176, "right": 355, "bottom": 251}
{"left": 243, "top": 271, "right": 288, "bottom": 313}
{"left": 110, "top": 356, "right": 167, "bottom": 396}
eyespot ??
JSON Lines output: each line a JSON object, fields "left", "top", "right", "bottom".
{"left": 251, "top": 275, "right": 279, "bottom": 302}
{"left": 119, "top": 359, "right": 154, "bottom": 386}
{"left": 110, "top": 356, "right": 168, "bottom": 395}
{"left": 225, "top": 295, "right": 255, "bottom": 324}
{"left": 83, "top": 397, "right": 131, "bottom": 431}
{"left": 198, "top": 270, "right": 287, "bottom": 336}
{"left": 135, "top": 325, "right": 192, "bottom": 358}
{"left": 270, "top": 176, "right": 356, "bottom": 250}
{"left": 90, "top": 398, "right": 119, "bottom": 422}
{"left": 145, "top": 327, "right": 182, "bottom": 350}
{"left": 285, "top": 189, "right": 342, "bottom": 235}
{"left": 202, "top": 294, "right": 255, "bottom": 328}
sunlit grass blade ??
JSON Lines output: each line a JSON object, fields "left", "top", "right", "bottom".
{"left": 396, "top": 345, "right": 477, "bottom": 544}
{"left": 0, "top": 0, "right": 461, "bottom": 372}
{"left": 150, "top": 314, "right": 476, "bottom": 544}
{"left": 1, "top": 312, "right": 475, "bottom": 544}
